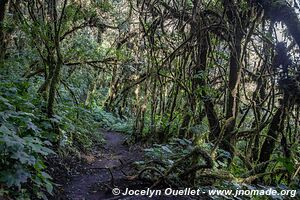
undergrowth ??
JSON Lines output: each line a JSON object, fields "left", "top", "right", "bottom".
{"left": 135, "top": 138, "right": 300, "bottom": 200}
{"left": 0, "top": 78, "right": 131, "bottom": 199}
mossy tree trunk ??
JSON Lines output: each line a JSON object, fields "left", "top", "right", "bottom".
{"left": 47, "top": 0, "right": 65, "bottom": 118}
{"left": 221, "top": 0, "right": 245, "bottom": 161}
{"left": 258, "top": 97, "right": 288, "bottom": 173}
{"left": 0, "top": 0, "right": 9, "bottom": 60}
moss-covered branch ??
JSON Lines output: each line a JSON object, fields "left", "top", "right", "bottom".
{"left": 258, "top": 0, "right": 300, "bottom": 47}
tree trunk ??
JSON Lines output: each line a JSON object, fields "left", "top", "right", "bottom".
{"left": 104, "top": 65, "right": 118, "bottom": 111}
{"left": 165, "top": 84, "right": 179, "bottom": 135}
{"left": 47, "top": 0, "right": 63, "bottom": 118}
{"left": 85, "top": 70, "right": 101, "bottom": 107}
{"left": 191, "top": 0, "right": 222, "bottom": 142}
{"left": 150, "top": 78, "right": 158, "bottom": 137}
{"left": 258, "top": 97, "right": 288, "bottom": 173}
{"left": 0, "top": 0, "right": 9, "bottom": 60}
{"left": 179, "top": 108, "right": 192, "bottom": 139}
{"left": 205, "top": 99, "right": 221, "bottom": 141}
{"left": 220, "top": 0, "right": 250, "bottom": 160}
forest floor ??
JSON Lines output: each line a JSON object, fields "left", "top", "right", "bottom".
{"left": 50, "top": 130, "right": 208, "bottom": 200}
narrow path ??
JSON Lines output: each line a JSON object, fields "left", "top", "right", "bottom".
{"left": 62, "top": 130, "right": 144, "bottom": 200}
{"left": 59, "top": 130, "right": 210, "bottom": 200}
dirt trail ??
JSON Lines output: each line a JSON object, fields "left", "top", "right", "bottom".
{"left": 61, "top": 130, "right": 145, "bottom": 200}
{"left": 59, "top": 130, "right": 209, "bottom": 200}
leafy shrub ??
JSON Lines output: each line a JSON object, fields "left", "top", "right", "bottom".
{"left": 93, "top": 107, "right": 133, "bottom": 134}
{"left": 0, "top": 80, "right": 55, "bottom": 199}
{"left": 55, "top": 102, "right": 105, "bottom": 154}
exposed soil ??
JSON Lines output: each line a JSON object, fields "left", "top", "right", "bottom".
{"left": 51, "top": 130, "right": 210, "bottom": 200}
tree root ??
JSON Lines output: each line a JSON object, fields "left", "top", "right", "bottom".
{"left": 89, "top": 167, "right": 115, "bottom": 187}
{"left": 242, "top": 169, "right": 287, "bottom": 184}
{"left": 130, "top": 147, "right": 213, "bottom": 188}
{"left": 292, "top": 164, "right": 300, "bottom": 179}
{"left": 131, "top": 147, "right": 288, "bottom": 187}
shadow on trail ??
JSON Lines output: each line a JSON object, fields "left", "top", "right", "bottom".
{"left": 55, "top": 130, "right": 209, "bottom": 200}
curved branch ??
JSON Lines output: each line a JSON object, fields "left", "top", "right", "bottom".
{"left": 258, "top": 0, "right": 300, "bottom": 47}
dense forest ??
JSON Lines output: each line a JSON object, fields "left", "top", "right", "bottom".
{"left": 1, "top": 0, "right": 300, "bottom": 199}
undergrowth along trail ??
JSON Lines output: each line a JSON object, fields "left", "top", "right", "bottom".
{"left": 60, "top": 130, "right": 207, "bottom": 200}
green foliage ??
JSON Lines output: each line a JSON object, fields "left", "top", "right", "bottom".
{"left": 144, "top": 139, "right": 192, "bottom": 162}
{"left": 93, "top": 107, "right": 133, "bottom": 134}
{"left": 1, "top": 0, "right": 300, "bottom": 198}
{"left": 56, "top": 102, "right": 105, "bottom": 154}
{"left": 95, "top": 0, "right": 114, "bottom": 12}
{"left": 0, "top": 80, "right": 55, "bottom": 199}
{"left": 62, "top": 30, "right": 104, "bottom": 61}
{"left": 137, "top": 139, "right": 212, "bottom": 185}
{"left": 275, "top": 157, "right": 295, "bottom": 174}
